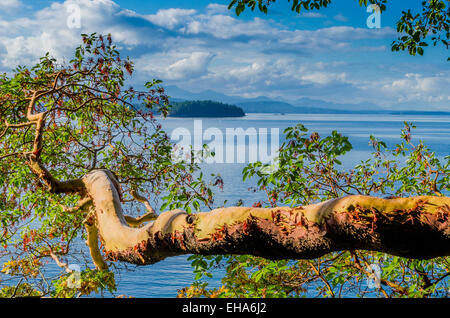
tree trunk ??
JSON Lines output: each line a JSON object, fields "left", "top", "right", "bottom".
{"left": 82, "top": 170, "right": 450, "bottom": 266}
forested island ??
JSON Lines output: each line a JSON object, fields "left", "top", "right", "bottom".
{"left": 168, "top": 100, "right": 245, "bottom": 117}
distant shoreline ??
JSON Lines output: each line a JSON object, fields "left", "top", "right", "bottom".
{"left": 253, "top": 111, "right": 450, "bottom": 116}
{"left": 162, "top": 111, "right": 450, "bottom": 118}
{"left": 235, "top": 110, "right": 450, "bottom": 116}
{"left": 167, "top": 114, "right": 245, "bottom": 118}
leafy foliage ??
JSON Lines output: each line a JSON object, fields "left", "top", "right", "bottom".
{"left": 52, "top": 269, "right": 116, "bottom": 298}
{"left": 392, "top": 0, "right": 449, "bottom": 60}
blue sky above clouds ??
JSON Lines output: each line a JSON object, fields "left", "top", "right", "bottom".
{"left": 0, "top": 0, "right": 449, "bottom": 110}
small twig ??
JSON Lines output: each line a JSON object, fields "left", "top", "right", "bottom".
{"left": 49, "top": 251, "right": 72, "bottom": 273}
{"left": 130, "top": 189, "right": 156, "bottom": 215}
{"left": 10, "top": 278, "right": 24, "bottom": 298}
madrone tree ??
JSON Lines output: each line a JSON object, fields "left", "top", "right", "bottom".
{"left": 0, "top": 34, "right": 449, "bottom": 298}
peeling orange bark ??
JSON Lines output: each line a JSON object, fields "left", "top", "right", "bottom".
{"left": 82, "top": 170, "right": 450, "bottom": 266}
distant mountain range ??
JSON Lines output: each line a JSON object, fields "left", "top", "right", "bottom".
{"left": 159, "top": 85, "right": 450, "bottom": 115}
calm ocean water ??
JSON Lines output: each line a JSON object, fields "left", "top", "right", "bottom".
{"left": 2, "top": 113, "right": 449, "bottom": 297}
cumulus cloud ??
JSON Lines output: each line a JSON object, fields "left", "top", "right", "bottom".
{"left": 135, "top": 51, "right": 215, "bottom": 81}
{"left": 144, "top": 8, "right": 196, "bottom": 30}
{"left": 166, "top": 52, "right": 215, "bottom": 80}
{"left": 2, "top": 0, "right": 22, "bottom": 12}
{"left": 0, "top": 0, "right": 172, "bottom": 68}
{"left": 206, "top": 3, "right": 229, "bottom": 14}
{"left": 381, "top": 73, "right": 450, "bottom": 104}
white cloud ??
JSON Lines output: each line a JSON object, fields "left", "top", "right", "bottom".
{"left": 381, "top": 73, "right": 450, "bottom": 104}
{"left": 166, "top": 52, "right": 215, "bottom": 80}
{"left": 0, "top": 0, "right": 157, "bottom": 67}
{"left": 206, "top": 3, "right": 229, "bottom": 14}
{"left": 300, "top": 72, "right": 348, "bottom": 85}
{"left": 333, "top": 13, "right": 348, "bottom": 22}
{"left": 145, "top": 8, "right": 196, "bottom": 30}
{"left": 301, "top": 26, "right": 396, "bottom": 42}
{"left": 299, "top": 12, "right": 326, "bottom": 18}
{"left": 227, "top": 62, "right": 266, "bottom": 83}
{"left": 184, "top": 15, "right": 271, "bottom": 39}
{"left": 275, "top": 26, "right": 396, "bottom": 53}
{"left": 2, "top": 0, "right": 22, "bottom": 12}
{"left": 136, "top": 51, "right": 215, "bottom": 81}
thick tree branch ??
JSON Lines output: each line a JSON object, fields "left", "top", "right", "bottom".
{"left": 2, "top": 89, "right": 86, "bottom": 194}
{"left": 25, "top": 158, "right": 84, "bottom": 194}
{"left": 81, "top": 170, "right": 450, "bottom": 266}
{"left": 84, "top": 217, "right": 108, "bottom": 270}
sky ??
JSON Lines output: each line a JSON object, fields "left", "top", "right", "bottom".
{"left": 0, "top": 0, "right": 449, "bottom": 111}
